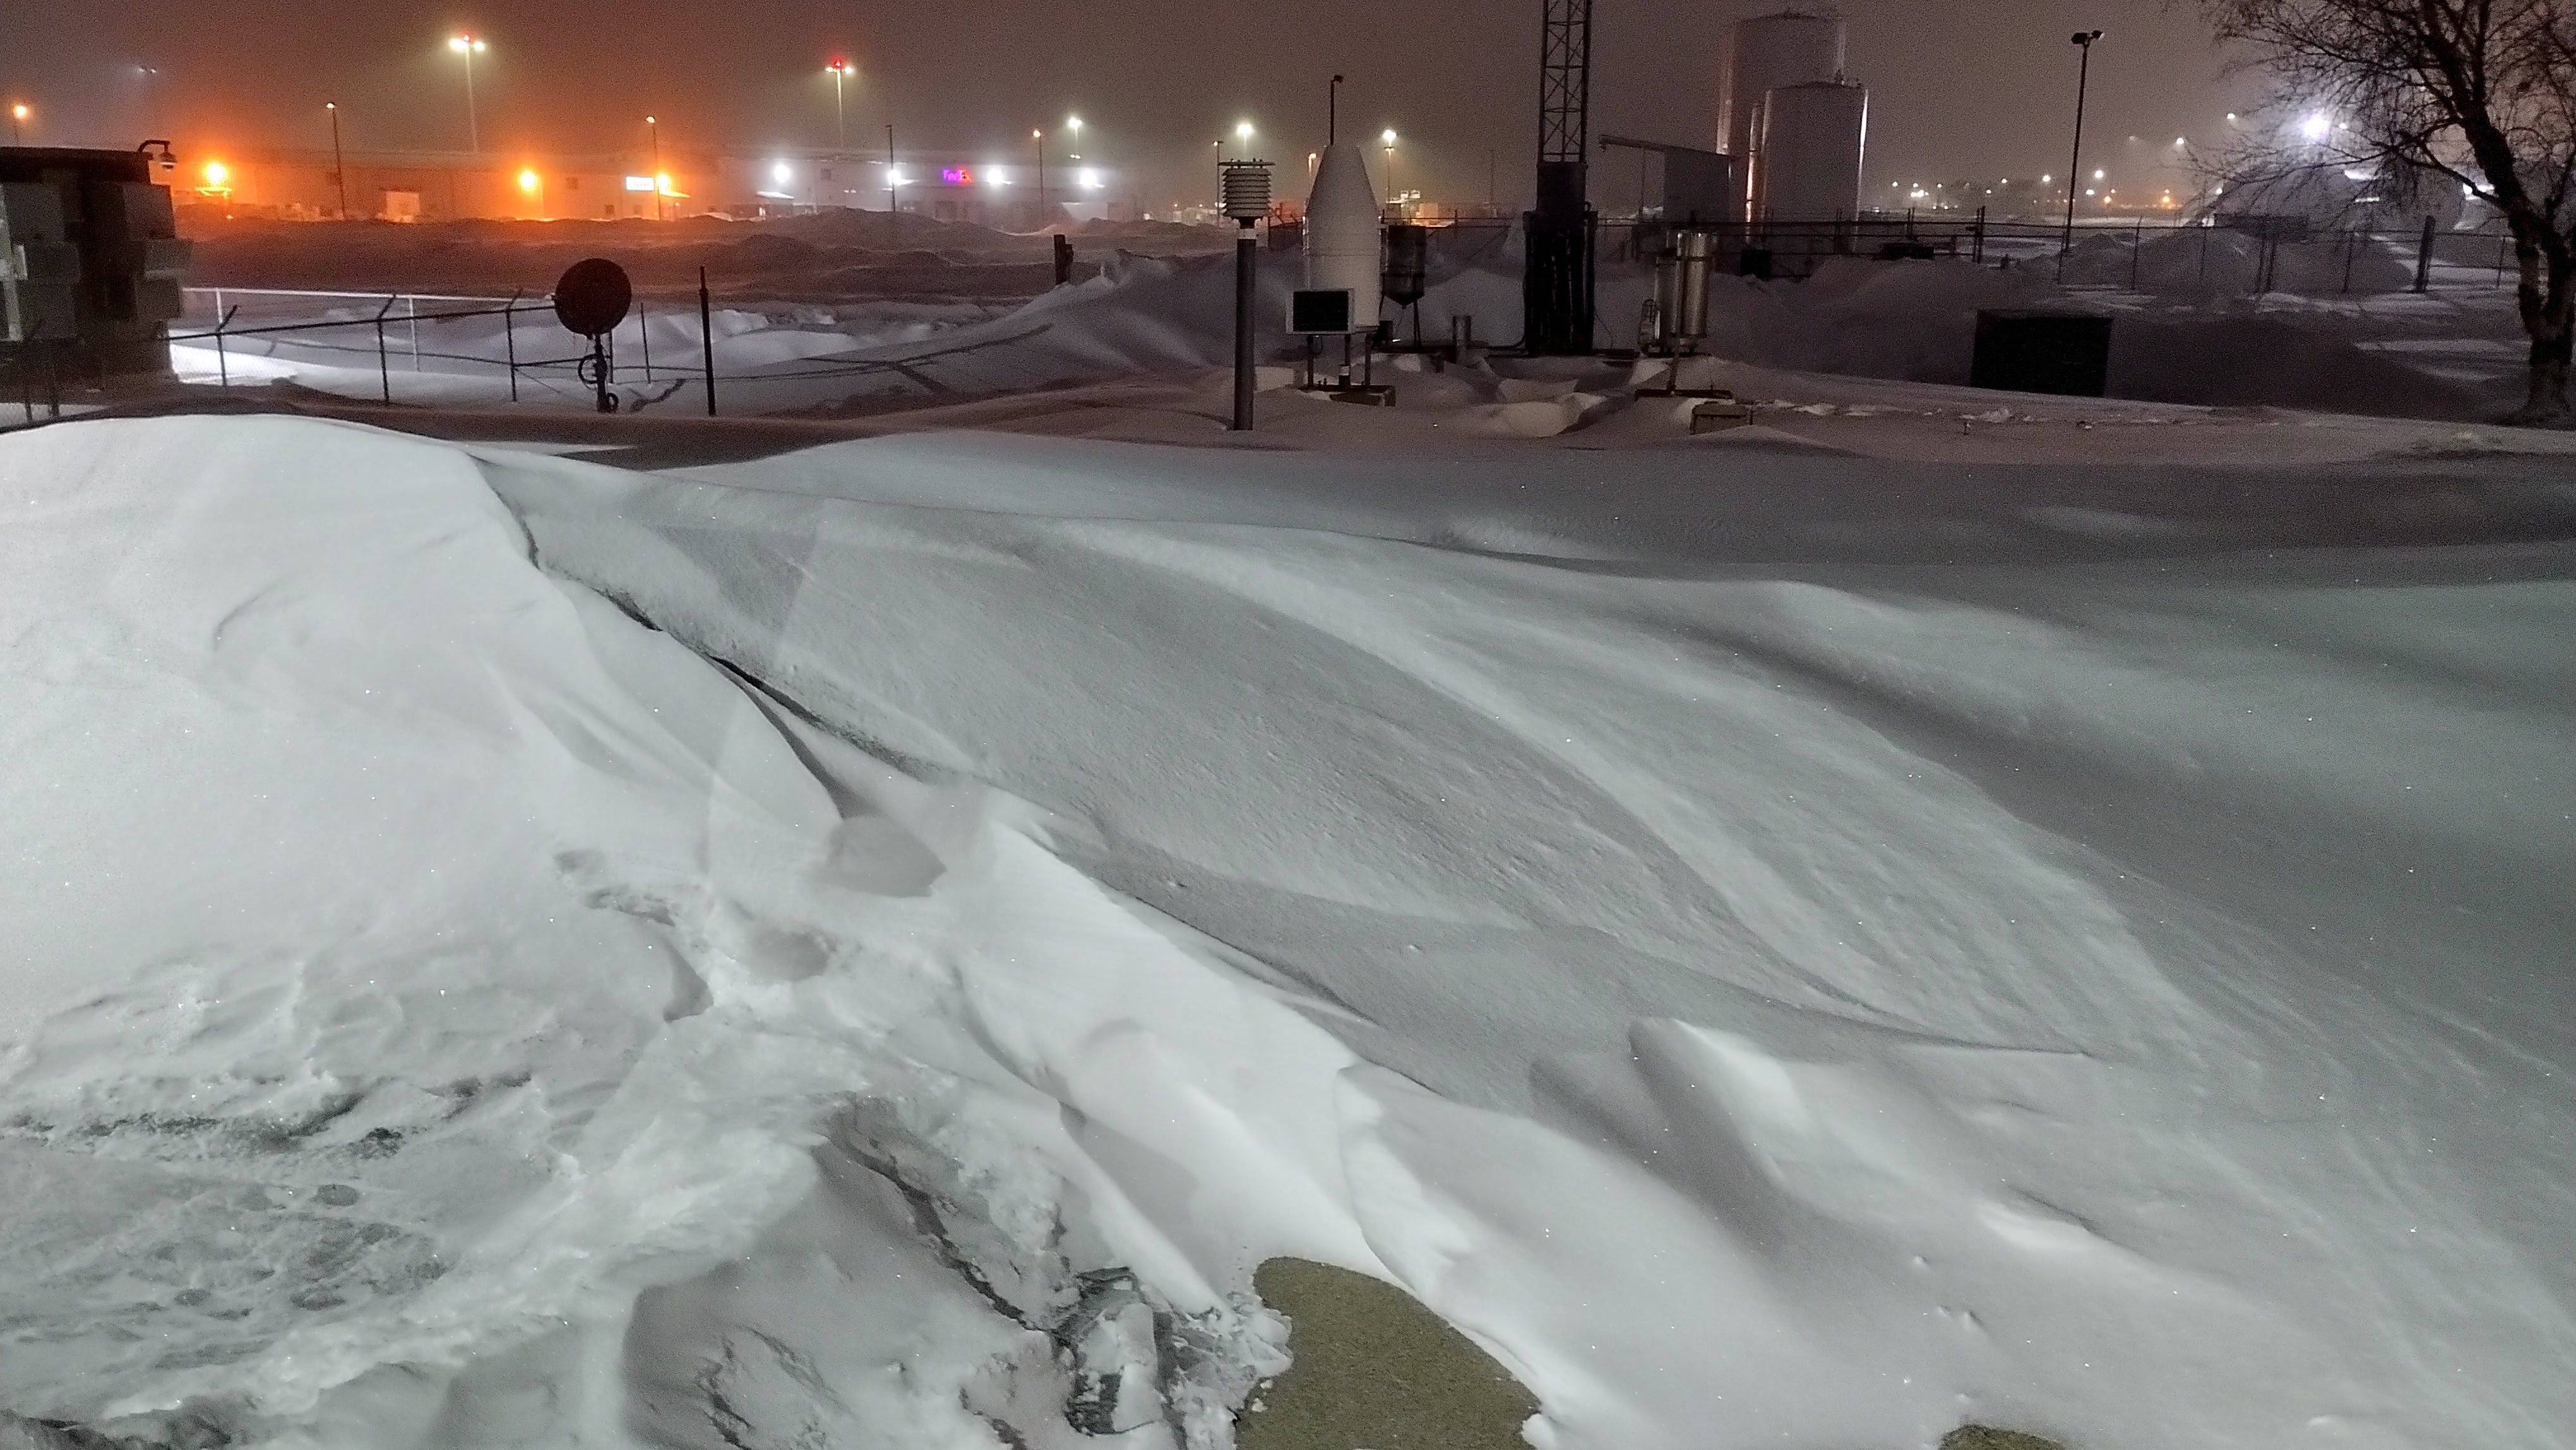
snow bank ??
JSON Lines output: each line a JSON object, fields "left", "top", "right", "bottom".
{"left": 2056, "top": 227, "right": 2414, "bottom": 297}
{"left": 5, "top": 415, "right": 2573, "bottom": 1450}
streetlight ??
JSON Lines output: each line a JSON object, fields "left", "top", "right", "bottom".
{"left": 1032, "top": 128, "right": 1046, "bottom": 223}
{"left": 1381, "top": 128, "right": 1398, "bottom": 214}
{"left": 7, "top": 103, "right": 28, "bottom": 144}
{"left": 326, "top": 102, "right": 347, "bottom": 219}
{"left": 826, "top": 60, "right": 855, "bottom": 150}
{"left": 448, "top": 33, "right": 487, "bottom": 153}
{"left": 1066, "top": 114, "right": 1083, "bottom": 160}
{"left": 519, "top": 167, "right": 542, "bottom": 217}
{"left": 1235, "top": 120, "right": 1255, "bottom": 152}
{"left": 2061, "top": 28, "right": 2103, "bottom": 266}
{"left": 647, "top": 115, "right": 664, "bottom": 220}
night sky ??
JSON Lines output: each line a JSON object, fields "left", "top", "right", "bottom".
{"left": 9, "top": 1, "right": 2261, "bottom": 207}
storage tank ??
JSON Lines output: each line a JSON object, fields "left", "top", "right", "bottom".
{"left": 1303, "top": 143, "right": 1381, "bottom": 333}
{"left": 1723, "top": 9, "right": 1847, "bottom": 201}
{"left": 1751, "top": 81, "right": 1869, "bottom": 229}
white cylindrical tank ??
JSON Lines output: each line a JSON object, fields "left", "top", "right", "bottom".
{"left": 1303, "top": 143, "right": 1382, "bottom": 332}
{"left": 1751, "top": 81, "right": 1869, "bottom": 228}
{"left": 1723, "top": 11, "right": 1847, "bottom": 177}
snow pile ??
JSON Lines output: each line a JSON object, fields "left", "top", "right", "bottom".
{"left": 2056, "top": 227, "right": 2414, "bottom": 297}
{"left": 6, "top": 414, "right": 2573, "bottom": 1450}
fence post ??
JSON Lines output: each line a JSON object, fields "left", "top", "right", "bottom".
{"left": 700, "top": 267, "right": 717, "bottom": 417}
{"left": 374, "top": 296, "right": 396, "bottom": 403}
{"left": 407, "top": 294, "right": 420, "bottom": 371}
{"left": 638, "top": 309, "right": 653, "bottom": 380}
{"left": 213, "top": 304, "right": 238, "bottom": 387}
{"left": 2129, "top": 216, "right": 2144, "bottom": 291}
{"left": 2198, "top": 222, "right": 2210, "bottom": 288}
{"left": 504, "top": 291, "right": 522, "bottom": 403}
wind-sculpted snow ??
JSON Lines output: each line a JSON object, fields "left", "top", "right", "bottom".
{"left": 2, "top": 416, "right": 2572, "bottom": 1450}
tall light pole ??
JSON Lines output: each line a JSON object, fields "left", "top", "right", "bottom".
{"left": 1066, "top": 114, "right": 1083, "bottom": 159}
{"left": 8, "top": 104, "right": 26, "bottom": 144}
{"left": 1381, "top": 128, "right": 1398, "bottom": 217}
{"left": 448, "top": 34, "right": 487, "bottom": 153}
{"left": 1032, "top": 128, "right": 1046, "bottom": 225}
{"left": 326, "top": 102, "right": 347, "bottom": 219}
{"left": 826, "top": 60, "right": 854, "bottom": 150}
{"left": 2061, "top": 29, "right": 2103, "bottom": 265}
{"left": 648, "top": 115, "right": 664, "bottom": 221}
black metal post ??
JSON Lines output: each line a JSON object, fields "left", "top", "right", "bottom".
{"left": 2061, "top": 30, "right": 2103, "bottom": 270}
{"left": 373, "top": 296, "right": 395, "bottom": 402}
{"left": 213, "top": 304, "right": 236, "bottom": 386}
{"left": 700, "top": 267, "right": 717, "bottom": 416}
{"left": 2414, "top": 213, "right": 2436, "bottom": 293}
{"left": 1234, "top": 220, "right": 1256, "bottom": 429}
{"left": 504, "top": 290, "right": 521, "bottom": 402}
{"left": 2130, "top": 215, "right": 2144, "bottom": 291}
{"left": 886, "top": 125, "right": 897, "bottom": 244}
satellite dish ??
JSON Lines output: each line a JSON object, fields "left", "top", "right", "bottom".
{"left": 552, "top": 258, "right": 632, "bottom": 338}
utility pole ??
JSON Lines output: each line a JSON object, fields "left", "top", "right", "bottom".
{"left": 326, "top": 103, "right": 347, "bottom": 219}
{"left": 886, "top": 124, "right": 897, "bottom": 243}
{"left": 2061, "top": 30, "right": 2104, "bottom": 268}
{"left": 1034, "top": 128, "right": 1046, "bottom": 227}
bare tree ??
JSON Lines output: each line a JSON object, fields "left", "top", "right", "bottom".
{"left": 2201, "top": 0, "right": 2576, "bottom": 422}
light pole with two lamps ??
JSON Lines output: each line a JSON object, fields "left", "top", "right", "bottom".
{"left": 826, "top": 59, "right": 856, "bottom": 150}
{"left": 448, "top": 33, "right": 487, "bottom": 153}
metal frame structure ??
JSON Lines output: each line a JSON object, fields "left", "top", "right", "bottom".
{"left": 1525, "top": 0, "right": 1597, "bottom": 353}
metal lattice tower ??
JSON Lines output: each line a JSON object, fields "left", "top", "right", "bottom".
{"left": 1526, "top": 0, "right": 1597, "bottom": 352}
{"left": 1537, "top": 0, "right": 1594, "bottom": 176}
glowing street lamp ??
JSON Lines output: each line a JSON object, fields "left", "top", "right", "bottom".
{"left": 448, "top": 33, "right": 488, "bottom": 153}
{"left": 826, "top": 59, "right": 856, "bottom": 150}
{"left": 647, "top": 114, "right": 665, "bottom": 220}
{"left": 1066, "top": 114, "right": 1083, "bottom": 161}
{"left": 518, "top": 166, "right": 545, "bottom": 218}
{"left": 8, "top": 103, "right": 27, "bottom": 144}
{"left": 1235, "top": 120, "right": 1255, "bottom": 150}
{"left": 1380, "top": 127, "right": 1398, "bottom": 209}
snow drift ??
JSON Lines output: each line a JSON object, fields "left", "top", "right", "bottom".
{"left": 3, "top": 414, "right": 2573, "bottom": 1450}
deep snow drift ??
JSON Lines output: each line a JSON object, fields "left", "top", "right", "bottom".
{"left": 1, "top": 412, "right": 2572, "bottom": 1450}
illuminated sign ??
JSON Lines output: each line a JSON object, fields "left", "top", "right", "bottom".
{"left": 940, "top": 167, "right": 975, "bottom": 186}
{"left": 624, "top": 176, "right": 655, "bottom": 192}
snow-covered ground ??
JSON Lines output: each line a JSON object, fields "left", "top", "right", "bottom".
{"left": 150, "top": 221, "right": 2546, "bottom": 426}
{"left": 3, "top": 387, "right": 2570, "bottom": 1450}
